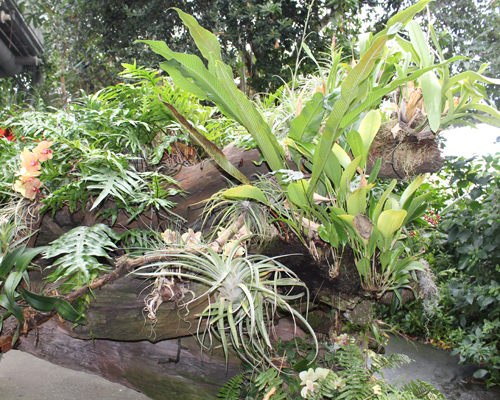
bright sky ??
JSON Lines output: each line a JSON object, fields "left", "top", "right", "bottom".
{"left": 441, "top": 124, "right": 500, "bottom": 158}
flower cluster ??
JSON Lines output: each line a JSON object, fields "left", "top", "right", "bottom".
{"left": 13, "top": 141, "right": 53, "bottom": 200}
{"left": 299, "top": 367, "right": 331, "bottom": 398}
{"left": 161, "top": 228, "right": 202, "bottom": 246}
{"left": 423, "top": 210, "right": 441, "bottom": 227}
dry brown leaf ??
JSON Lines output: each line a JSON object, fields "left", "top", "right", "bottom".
{"left": 263, "top": 387, "right": 277, "bottom": 400}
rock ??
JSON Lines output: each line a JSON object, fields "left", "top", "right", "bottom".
{"left": 343, "top": 300, "right": 373, "bottom": 326}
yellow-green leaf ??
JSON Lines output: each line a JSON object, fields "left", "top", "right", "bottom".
{"left": 377, "top": 209, "right": 408, "bottom": 239}
{"left": 223, "top": 185, "right": 267, "bottom": 204}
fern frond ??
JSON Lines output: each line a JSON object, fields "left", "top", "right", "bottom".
{"left": 43, "top": 224, "right": 119, "bottom": 292}
{"left": 218, "top": 373, "right": 244, "bottom": 400}
{"left": 400, "top": 379, "right": 445, "bottom": 399}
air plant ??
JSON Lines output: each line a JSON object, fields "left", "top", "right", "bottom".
{"left": 133, "top": 237, "right": 318, "bottom": 367}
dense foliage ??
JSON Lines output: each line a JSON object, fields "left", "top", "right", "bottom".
{"left": 379, "top": 155, "right": 500, "bottom": 386}
{"left": 2, "top": 1, "right": 500, "bottom": 397}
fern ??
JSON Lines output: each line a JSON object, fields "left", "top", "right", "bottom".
{"left": 218, "top": 373, "right": 244, "bottom": 400}
{"left": 399, "top": 379, "right": 445, "bottom": 399}
{"left": 43, "top": 224, "right": 119, "bottom": 292}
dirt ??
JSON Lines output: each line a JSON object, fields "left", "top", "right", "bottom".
{"left": 261, "top": 236, "right": 364, "bottom": 299}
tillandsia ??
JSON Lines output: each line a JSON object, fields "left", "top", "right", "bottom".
{"left": 12, "top": 141, "right": 53, "bottom": 200}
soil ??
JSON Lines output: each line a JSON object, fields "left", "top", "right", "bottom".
{"left": 261, "top": 235, "right": 364, "bottom": 299}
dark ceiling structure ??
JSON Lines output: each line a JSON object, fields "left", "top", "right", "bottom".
{"left": 0, "top": 0, "right": 43, "bottom": 79}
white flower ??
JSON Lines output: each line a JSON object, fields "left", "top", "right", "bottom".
{"left": 373, "top": 384, "right": 382, "bottom": 395}
{"left": 300, "top": 380, "right": 317, "bottom": 398}
{"left": 299, "top": 368, "right": 318, "bottom": 384}
{"left": 315, "top": 367, "right": 330, "bottom": 380}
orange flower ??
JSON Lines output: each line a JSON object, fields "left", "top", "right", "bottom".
{"left": 13, "top": 178, "right": 42, "bottom": 199}
{"left": 13, "top": 180, "right": 27, "bottom": 197}
{"left": 32, "top": 140, "right": 54, "bottom": 162}
{"left": 20, "top": 148, "right": 41, "bottom": 175}
{"left": 23, "top": 178, "right": 42, "bottom": 199}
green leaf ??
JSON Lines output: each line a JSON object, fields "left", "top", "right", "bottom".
{"left": 339, "top": 156, "right": 363, "bottom": 199}
{"left": 347, "top": 185, "right": 374, "bottom": 216}
{"left": 15, "top": 247, "right": 47, "bottom": 273}
{"left": 308, "top": 24, "right": 400, "bottom": 197}
{"left": 172, "top": 8, "right": 222, "bottom": 63}
{"left": 0, "top": 294, "right": 24, "bottom": 323}
{"left": 400, "top": 175, "right": 425, "bottom": 209}
{"left": 289, "top": 92, "right": 325, "bottom": 143}
{"left": 377, "top": 209, "right": 408, "bottom": 240}
{"left": 332, "top": 144, "right": 352, "bottom": 168}
{"left": 162, "top": 101, "right": 250, "bottom": 185}
{"left": 358, "top": 110, "right": 381, "bottom": 152}
{"left": 55, "top": 299, "right": 86, "bottom": 324}
{"left": 407, "top": 20, "right": 431, "bottom": 68}
{"left": 144, "top": 41, "right": 285, "bottom": 172}
{"left": 346, "top": 130, "right": 365, "bottom": 159}
{"left": 21, "top": 289, "right": 58, "bottom": 312}
{"left": 222, "top": 185, "right": 267, "bottom": 204}
{"left": 288, "top": 180, "right": 310, "bottom": 208}
{"left": 356, "top": 258, "right": 370, "bottom": 278}
{"left": 368, "top": 158, "right": 382, "bottom": 184}
{"left": 0, "top": 245, "right": 26, "bottom": 278}
{"left": 421, "top": 71, "right": 442, "bottom": 132}
{"left": 321, "top": 149, "right": 342, "bottom": 190}
{"left": 5, "top": 271, "right": 23, "bottom": 304}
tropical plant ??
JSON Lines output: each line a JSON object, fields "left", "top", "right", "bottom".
{"left": 217, "top": 334, "right": 444, "bottom": 399}
{"left": 133, "top": 238, "right": 318, "bottom": 368}
{"left": 42, "top": 223, "right": 120, "bottom": 293}
{"left": 0, "top": 243, "right": 85, "bottom": 342}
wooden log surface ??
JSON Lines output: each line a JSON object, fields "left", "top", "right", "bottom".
{"left": 17, "top": 319, "right": 238, "bottom": 400}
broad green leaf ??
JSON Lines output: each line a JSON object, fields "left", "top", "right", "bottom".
{"left": 377, "top": 209, "right": 408, "bottom": 240}
{"left": 5, "top": 271, "right": 23, "bottom": 304}
{"left": 421, "top": 71, "right": 442, "bottom": 132}
{"left": 144, "top": 41, "right": 284, "bottom": 172}
{"left": 288, "top": 180, "right": 310, "bottom": 208}
{"left": 368, "top": 158, "right": 382, "bottom": 184}
{"left": 358, "top": 110, "right": 381, "bottom": 152}
{"left": 339, "top": 156, "right": 363, "bottom": 198}
{"left": 400, "top": 175, "right": 425, "bottom": 209}
{"left": 223, "top": 185, "right": 267, "bottom": 203}
{"left": 162, "top": 101, "right": 250, "bottom": 184}
{"left": 21, "top": 289, "right": 58, "bottom": 312}
{"left": 0, "top": 294, "right": 24, "bottom": 323}
{"left": 55, "top": 299, "right": 86, "bottom": 324}
{"left": 214, "top": 61, "right": 285, "bottom": 172}
{"left": 346, "top": 130, "right": 365, "bottom": 159}
{"left": 332, "top": 144, "right": 352, "bottom": 168}
{"left": 356, "top": 258, "right": 371, "bottom": 278}
{"left": 0, "top": 245, "right": 25, "bottom": 278}
{"left": 407, "top": 20, "right": 431, "bottom": 68}
{"left": 321, "top": 149, "right": 342, "bottom": 190}
{"left": 443, "top": 71, "right": 500, "bottom": 92}
{"left": 340, "top": 57, "right": 465, "bottom": 129}
{"left": 289, "top": 92, "right": 325, "bottom": 143}
{"left": 347, "top": 185, "right": 374, "bottom": 216}
{"left": 160, "top": 62, "right": 208, "bottom": 99}
{"left": 15, "top": 247, "right": 47, "bottom": 273}
{"left": 172, "top": 8, "right": 222, "bottom": 62}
